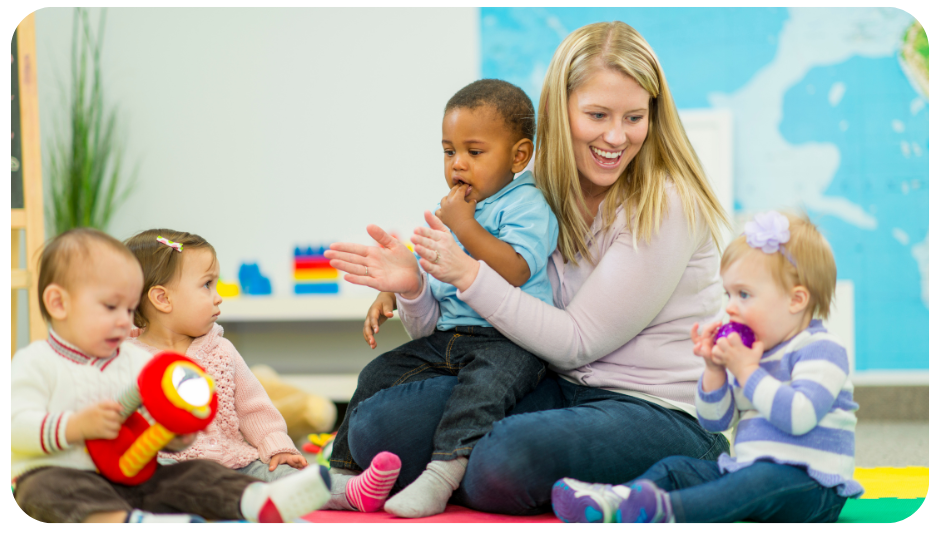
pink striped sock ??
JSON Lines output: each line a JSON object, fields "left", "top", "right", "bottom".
{"left": 345, "top": 451, "right": 402, "bottom": 512}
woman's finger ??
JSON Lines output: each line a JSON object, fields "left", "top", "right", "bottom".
{"left": 329, "top": 241, "right": 370, "bottom": 256}
{"left": 329, "top": 258, "right": 367, "bottom": 275}
{"left": 424, "top": 210, "right": 449, "bottom": 232}
{"left": 412, "top": 242, "right": 437, "bottom": 263}
{"left": 325, "top": 250, "right": 368, "bottom": 266}
{"left": 366, "top": 224, "right": 396, "bottom": 248}
{"left": 342, "top": 273, "right": 382, "bottom": 291}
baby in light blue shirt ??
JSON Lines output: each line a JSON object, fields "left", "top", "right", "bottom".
{"left": 329, "top": 79, "right": 558, "bottom": 519}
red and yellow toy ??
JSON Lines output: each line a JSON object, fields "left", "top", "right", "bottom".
{"left": 86, "top": 352, "right": 218, "bottom": 485}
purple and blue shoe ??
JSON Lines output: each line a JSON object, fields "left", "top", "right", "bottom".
{"left": 614, "top": 479, "right": 674, "bottom": 523}
{"left": 551, "top": 478, "right": 632, "bottom": 523}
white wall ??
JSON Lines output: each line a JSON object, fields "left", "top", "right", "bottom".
{"left": 35, "top": 7, "right": 480, "bottom": 294}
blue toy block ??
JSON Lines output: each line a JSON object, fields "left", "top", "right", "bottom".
{"left": 294, "top": 282, "right": 339, "bottom": 295}
{"left": 238, "top": 263, "right": 272, "bottom": 295}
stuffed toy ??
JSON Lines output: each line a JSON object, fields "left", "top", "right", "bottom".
{"left": 250, "top": 365, "right": 337, "bottom": 440}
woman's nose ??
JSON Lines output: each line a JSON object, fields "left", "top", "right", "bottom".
{"left": 604, "top": 123, "right": 627, "bottom": 146}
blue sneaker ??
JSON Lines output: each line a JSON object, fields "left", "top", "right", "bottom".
{"left": 615, "top": 479, "right": 674, "bottom": 523}
{"left": 551, "top": 478, "right": 632, "bottom": 523}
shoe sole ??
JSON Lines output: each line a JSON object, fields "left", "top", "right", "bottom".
{"left": 551, "top": 479, "right": 609, "bottom": 523}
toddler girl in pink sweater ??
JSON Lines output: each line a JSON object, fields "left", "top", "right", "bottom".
{"left": 124, "top": 229, "right": 401, "bottom": 507}
{"left": 124, "top": 228, "right": 303, "bottom": 481}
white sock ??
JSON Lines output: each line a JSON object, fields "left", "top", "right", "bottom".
{"left": 384, "top": 457, "right": 467, "bottom": 518}
{"left": 125, "top": 509, "right": 205, "bottom": 523}
{"left": 240, "top": 464, "right": 332, "bottom": 522}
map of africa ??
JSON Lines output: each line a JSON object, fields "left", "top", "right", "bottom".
{"left": 481, "top": 7, "right": 928, "bottom": 372}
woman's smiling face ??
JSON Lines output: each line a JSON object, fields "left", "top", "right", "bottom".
{"left": 567, "top": 67, "right": 651, "bottom": 196}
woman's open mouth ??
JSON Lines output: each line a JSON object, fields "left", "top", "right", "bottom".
{"left": 590, "top": 146, "right": 624, "bottom": 168}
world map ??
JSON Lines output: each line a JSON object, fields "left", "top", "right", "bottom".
{"left": 481, "top": 7, "right": 928, "bottom": 372}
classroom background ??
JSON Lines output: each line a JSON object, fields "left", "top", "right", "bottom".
{"left": 14, "top": 6, "right": 928, "bottom": 394}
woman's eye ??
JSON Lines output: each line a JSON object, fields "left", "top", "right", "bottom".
{"left": 627, "top": 115, "right": 643, "bottom": 123}
{"left": 590, "top": 112, "right": 605, "bottom": 120}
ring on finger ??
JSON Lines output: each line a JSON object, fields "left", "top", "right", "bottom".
{"left": 365, "top": 266, "right": 369, "bottom": 276}
{"left": 434, "top": 250, "right": 441, "bottom": 264}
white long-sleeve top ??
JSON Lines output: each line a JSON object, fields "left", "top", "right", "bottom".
{"left": 11, "top": 331, "right": 152, "bottom": 481}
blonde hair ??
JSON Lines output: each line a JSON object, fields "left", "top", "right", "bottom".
{"left": 534, "top": 21, "right": 729, "bottom": 264}
{"left": 38, "top": 228, "right": 140, "bottom": 323}
{"left": 721, "top": 212, "right": 837, "bottom": 320}
{"left": 124, "top": 228, "right": 216, "bottom": 328}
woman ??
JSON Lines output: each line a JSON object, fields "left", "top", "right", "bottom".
{"left": 326, "top": 21, "right": 730, "bottom": 515}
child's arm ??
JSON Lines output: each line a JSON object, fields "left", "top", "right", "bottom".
{"left": 363, "top": 291, "right": 397, "bottom": 349}
{"left": 437, "top": 185, "right": 531, "bottom": 287}
{"left": 225, "top": 339, "right": 305, "bottom": 467}
{"left": 718, "top": 334, "right": 850, "bottom": 436}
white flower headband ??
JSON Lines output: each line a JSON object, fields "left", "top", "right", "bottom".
{"left": 743, "top": 211, "right": 797, "bottom": 268}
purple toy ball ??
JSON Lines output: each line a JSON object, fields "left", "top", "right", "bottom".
{"left": 714, "top": 322, "right": 755, "bottom": 348}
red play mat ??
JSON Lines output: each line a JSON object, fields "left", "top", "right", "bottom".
{"left": 302, "top": 505, "right": 560, "bottom": 523}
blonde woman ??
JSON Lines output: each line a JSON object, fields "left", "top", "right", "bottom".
{"left": 326, "top": 21, "right": 731, "bottom": 515}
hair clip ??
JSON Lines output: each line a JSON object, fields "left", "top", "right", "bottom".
{"left": 743, "top": 211, "right": 797, "bottom": 268}
{"left": 156, "top": 236, "right": 183, "bottom": 253}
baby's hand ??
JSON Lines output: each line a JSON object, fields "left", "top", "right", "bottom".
{"left": 68, "top": 400, "right": 124, "bottom": 443}
{"left": 436, "top": 184, "right": 477, "bottom": 234}
{"left": 713, "top": 334, "right": 765, "bottom": 383}
{"left": 269, "top": 452, "right": 307, "bottom": 471}
{"left": 364, "top": 292, "right": 396, "bottom": 350}
{"left": 691, "top": 321, "right": 723, "bottom": 369}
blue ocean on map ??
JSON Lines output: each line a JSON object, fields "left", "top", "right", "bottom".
{"left": 482, "top": 7, "right": 928, "bottom": 372}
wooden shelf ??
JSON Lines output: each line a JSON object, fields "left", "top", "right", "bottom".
{"left": 216, "top": 296, "right": 398, "bottom": 322}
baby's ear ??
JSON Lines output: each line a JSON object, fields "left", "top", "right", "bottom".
{"left": 148, "top": 285, "right": 173, "bottom": 314}
{"left": 42, "top": 283, "right": 69, "bottom": 321}
{"left": 511, "top": 138, "right": 534, "bottom": 174}
{"left": 789, "top": 285, "right": 811, "bottom": 315}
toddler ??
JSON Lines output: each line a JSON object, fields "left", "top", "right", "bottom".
{"left": 124, "top": 228, "right": 303, "bottom": 482}
{"left": 12, "top": 228, "right": 332, "bottom": 522}
{"left": 326, "top": 79, "right": 559, "bottom": 518}
{"left": 552, "top": 211, "right": 862, "bottom": 523}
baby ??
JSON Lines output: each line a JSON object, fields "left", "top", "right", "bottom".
{"left": 12, "top": 228, "right": 331, "bottom": 522}
{"left": 124, "top": 228, "right": 304, "bottom": 481}
{"left": 326, "top": 79, "right": 559, "bottom": 518}
{"left": 552, "top": 211, "right": 862, "bottom": 523}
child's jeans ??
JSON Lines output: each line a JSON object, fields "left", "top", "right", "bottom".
{"left": 13, "top": 460, "right": 257, "bottom": 522}
{"left": 634, "top": 455, "right": 848, "bottom": 522}
{"left": 330, "top": 326, "right": 546, "bottom": 472}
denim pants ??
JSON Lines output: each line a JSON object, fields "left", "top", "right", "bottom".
{"left": 344, "top": 373, "right": 730, "bottom": 515}
{"left": 633, "top": 455, "right": 848, "bottom": 522}
{"left": 330, "top": 326, "right": 546, "bottom": 471}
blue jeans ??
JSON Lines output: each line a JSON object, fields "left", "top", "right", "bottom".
{"left": 330, "top": 326, "right": 546, "bottom": 471}
{"left": 633, "top": 456, "right": 847, "bottom": 522}
{"left": 345, "top": 373, "right": 729, "bottom": 515}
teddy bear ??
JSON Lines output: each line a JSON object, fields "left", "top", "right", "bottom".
{"left": 250, "top": 364, "right": 337, "bottom": 441}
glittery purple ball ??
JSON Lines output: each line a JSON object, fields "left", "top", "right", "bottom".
{"left": 714, "top": 322, "right": 755, "bottom": 348}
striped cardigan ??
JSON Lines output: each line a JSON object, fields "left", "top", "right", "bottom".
{"left": 695, "top": 320, "right": 863, "bottom": 497}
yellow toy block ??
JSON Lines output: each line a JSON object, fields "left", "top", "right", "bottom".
{"left": 217, "top": 279, "right": 240, "bottom": 298}
{"left": 854, "top": 467, "right": 928, "bottom": 499}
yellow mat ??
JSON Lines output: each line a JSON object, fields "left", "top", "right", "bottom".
{"left": 854, "top": 467, "right": 928, "bottom": 499}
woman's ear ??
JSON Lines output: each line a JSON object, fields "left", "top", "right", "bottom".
{"left": 42, "top": 283, "right": 69, "bottom": 321}
{"left": 148, "top": 285, "right": 173, "bottom": 314}
{"left": 789, "top": 285, "right": 811, "bottom": 315}
{"left": 511, "top": 138, "right": 534, "bottom": 174}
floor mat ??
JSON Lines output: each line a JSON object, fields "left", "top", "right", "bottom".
{"left": 301, "top": 467, "right": 929, "bottom": 523}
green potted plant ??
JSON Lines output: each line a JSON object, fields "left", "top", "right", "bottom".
{"left": 46, "top": 7, "right": 136, "bottom": 236}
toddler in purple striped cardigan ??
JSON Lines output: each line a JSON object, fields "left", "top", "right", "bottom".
{"left": 552, "top": 211, "right": 862, "bottom": 523}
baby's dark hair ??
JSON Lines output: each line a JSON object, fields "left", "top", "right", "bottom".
{"left": 37, "top": 227, "right": 139, "bottom": 323}
{"left": 445, "top": 79, "right": 535, "bottom": 142}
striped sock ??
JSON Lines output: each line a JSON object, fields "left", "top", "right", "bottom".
{"left": 345, "top": 451, "right": 401, "bottom": 512}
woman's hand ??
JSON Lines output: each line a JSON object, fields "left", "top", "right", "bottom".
{"left": 364, "top": 292, "right": 396, "bottom": 349}
{"left": 325, "top": 224, "right": 423, "bottom": 298}
{"left": 411, "top": 211, "right": 480, "bottom": 292}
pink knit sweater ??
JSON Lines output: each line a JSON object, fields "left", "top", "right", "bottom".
{"left": 129, "top": 324, "right": 297, "bottom": 469}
